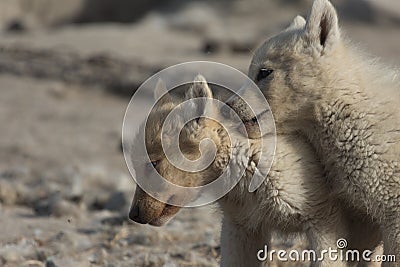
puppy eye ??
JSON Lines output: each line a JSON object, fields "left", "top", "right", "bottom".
{"left": 146, "top": 160, "right": 159, "bottom": 169}
{"left": 256, "top": 68, "right": 274, "bottom": 82}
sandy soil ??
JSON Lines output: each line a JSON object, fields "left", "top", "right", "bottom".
{"left": 0, "top": 0, "right": 399, "bottom": 266}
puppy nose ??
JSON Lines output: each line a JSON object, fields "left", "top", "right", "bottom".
{"left": 129, "top": 205, "right": 140, "bottom": 221}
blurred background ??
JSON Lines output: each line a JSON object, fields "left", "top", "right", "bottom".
{"left": 0, "top": 0, "right": 399, "bottom": 266}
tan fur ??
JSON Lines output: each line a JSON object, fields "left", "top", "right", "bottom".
{"left": 227, "top": 0, "right": 400, "bottom": 265}
{"left": 130, "top": 76, "right": 381, "bottom": 266}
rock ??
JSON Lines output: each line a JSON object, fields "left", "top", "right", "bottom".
{"left": 131, "top": 234, "right": 151, "bottom": 246}
{"left": 166, "top": 2, "right": 219, "bottom": 34}
{"left": 202, "top": 39, "right": 222, "bottom": 54}
{"left": 6, "top": 19, "right": 26, "bottom": 33}
{"left": 46, "top": 259, "right": 58, "bottom": 267}
{"left": 33, "top": 193, "right": 80, "bottom": 217}
{"left": 0, "top": 0, "right": 83, "bottom": 29}
{"left": 67, "top": 174, "right": 83, "bottom": 203}
{"left": 104, "top": 191, "right": 127, "bottom": 212}
{"left": 0, "top": 179, "right": 18, "bottom": 205}
{"left": 51, "top": 198, "right": 80, "bottom": 218}
{"left": 0, "top": 238, "right": 38, "bottom": 263}
{"left": 49, "top": 230, "right": 94, "bottom": 253}
{"left": 33, "top": 194, "right": 58, "bottom": 216}
{"left": 88, "top": 194, "right": 110, "bottom": 211}
{"left": 0, "top": 248, "right": 21, "bottom": 263}
{"left": 101, "top": 215, "right": 126, "bottom": 226}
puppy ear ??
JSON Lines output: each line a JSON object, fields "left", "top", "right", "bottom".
{"left": 154, "top": 78, "right": 169, "bottom": 100}
{"left": 185, "top": 74, "right": 213, "bottom": 115}
{"left": 182, "top": 75, "right": 214, "bottom": 126}
{"left": 186, "top": 75, "right": 213, "bottom": 100}
{"left": 285, "top": 15, "right": 306, "bottom": 31}
{"left": 305, "top": 0, "right": 340, "bottom": 53}
{"left": 153, "top": 78, "right": 173, "bottom": 107}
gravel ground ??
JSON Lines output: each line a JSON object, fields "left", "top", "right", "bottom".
{"left": 0, "top": 0, "right": 399, "bottom": 266}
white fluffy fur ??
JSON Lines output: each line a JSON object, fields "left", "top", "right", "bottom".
{"left": 227, "top": 0, "right": 400, "bottom": 265}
